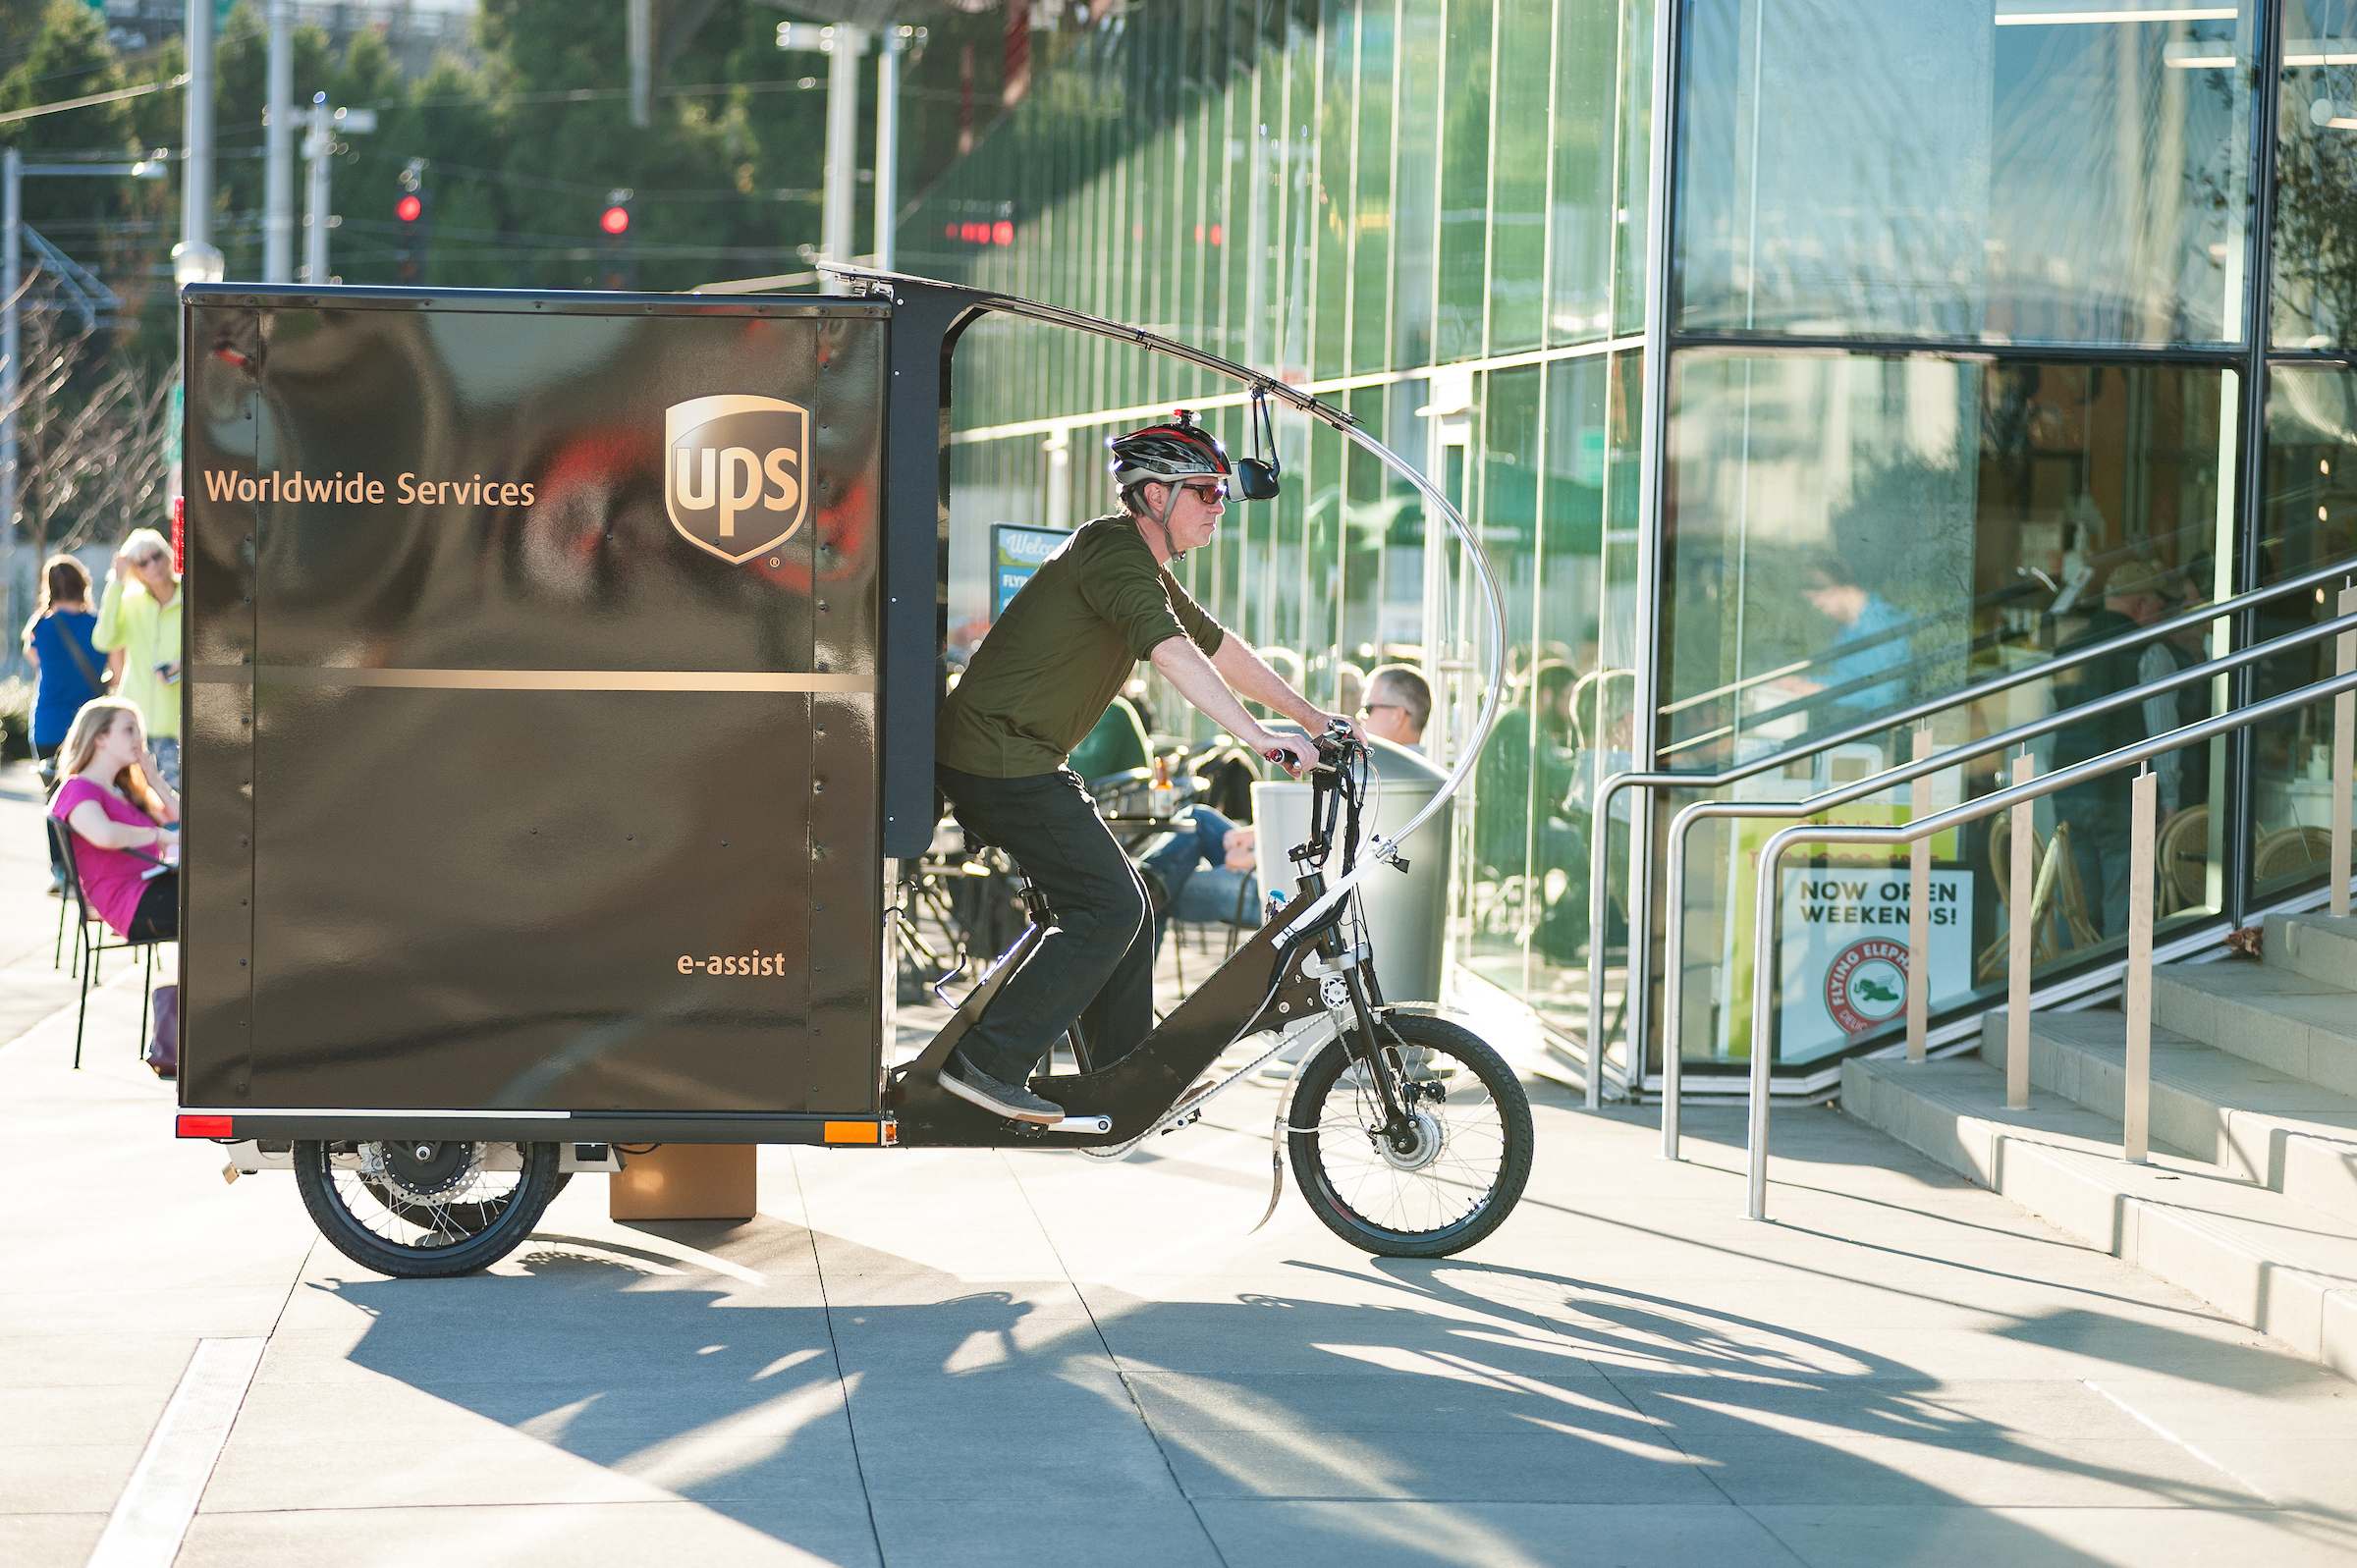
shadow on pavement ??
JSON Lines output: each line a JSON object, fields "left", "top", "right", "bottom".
{"left": 303, "top": 1216, "right": 2357, "bottom": 1566}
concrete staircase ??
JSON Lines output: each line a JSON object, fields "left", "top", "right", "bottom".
{"left": 1842, "top": 911, "right": 2357, "bottom": 1376}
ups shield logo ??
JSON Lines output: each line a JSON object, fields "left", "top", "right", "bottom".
{"left": 665, "top": 395, "right": 810, "bottom": 564}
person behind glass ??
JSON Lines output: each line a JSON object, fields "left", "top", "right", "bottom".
{"left": 1357, "top": 664, "right": 1430, "bottom": 751}
{"left": 1333, "top": 662, "right": 1367, "bottom": 724}
{"left": 1140, "top": 805, "right": 1259, "bottom": 952}
{"left": 92, "top": 527, "right": 183, "bottom": 791}
{"left": 2052, "top": 559, "right": 2174, "bottom": 941}
{"left": 21, "top": 555, "right": 109, "bottom": 893}
{"left": 49, "top": 698, "right": 181, "bottom": 943}
{"left": 1780, "top": 552, "right": 1910, "bottom": 715}
{"left": 932, "top": 410, "right": 1341, "bottom": 1124}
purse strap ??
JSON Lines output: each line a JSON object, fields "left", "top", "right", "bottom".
{"left": 49, "top": 614, "right": 104, "bottom": 695}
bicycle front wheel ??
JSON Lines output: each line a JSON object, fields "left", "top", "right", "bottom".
{"left": 1288, "top": 1011, "right": 1533, "bottom": 1258}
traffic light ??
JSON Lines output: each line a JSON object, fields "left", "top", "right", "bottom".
{"left": 599, "top": 189, "right": 634, "bottom": 290}
{"left": 394, "top": 159, "right": 429, "bottom": 285}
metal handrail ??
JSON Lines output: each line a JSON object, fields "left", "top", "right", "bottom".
{"left": 1658, "top": 601, "right": 2357, "bottom": 1158}
{"left": 1578, "top": 551, "right": 2357, "bottom": 1108}
{"left": 1740, "top": 653, "right": 2357, "bottom": 1220}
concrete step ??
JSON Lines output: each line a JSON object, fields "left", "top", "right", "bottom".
{"left": 2152, "top": 960, "right": 2357, "bottom": 1099}
{"left": 1841, "top": 1053, "right": 2357, "bottom": 1378}
{"left": 2268, "top": 910, "right": 2357, "bottom": 992}
{"left": 1985, "top": 1007, "right": 2357, "bottom": 1224}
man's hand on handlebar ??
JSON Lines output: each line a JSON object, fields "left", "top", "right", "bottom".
{"left": 1251, "top": 728, "right": 1323, "bottom": 777}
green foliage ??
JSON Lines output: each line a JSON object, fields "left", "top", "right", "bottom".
{"left": 0, "top": 0, "right": 1033, "bottom": 351}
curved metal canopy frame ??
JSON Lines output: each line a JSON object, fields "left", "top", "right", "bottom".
{"left": 831, "top": 262, "right": 1507, "bottom": 928}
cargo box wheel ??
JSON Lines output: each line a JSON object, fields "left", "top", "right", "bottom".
{"left": 294, "top": 1140, "right": 563, "bottom": 1278}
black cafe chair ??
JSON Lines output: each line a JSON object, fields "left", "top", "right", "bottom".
{"left": 46, "top": 817, "right": 163, "bottom": 1070}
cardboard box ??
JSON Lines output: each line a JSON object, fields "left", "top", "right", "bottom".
{"left": 609, "top": 1144, "right": 757, "bottom": 1220}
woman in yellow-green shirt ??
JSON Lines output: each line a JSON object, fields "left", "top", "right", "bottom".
{"left": 91, "top": 527, "right": 183, "bottom": 790}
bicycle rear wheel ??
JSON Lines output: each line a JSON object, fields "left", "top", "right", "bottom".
{"left": 1288, "top": 1011, "right": 1533, "bottom": 1258}
{"left": 295, "top": 1140, "right": 562, "bottom": 1278}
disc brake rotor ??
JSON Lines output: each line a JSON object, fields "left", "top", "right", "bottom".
{"left": 1374, "top": 1107, "right": 1446, "bottom": 1172}
{"left": 360, "top": 1141, "right": 484, "bottom": 1204}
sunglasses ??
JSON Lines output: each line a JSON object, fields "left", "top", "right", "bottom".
{"left": 1359, "top": 702, "right": 1404, "bottom": 715}
{"left": 131, "top": 553, "right": 166, "bottom": 568}
{"left": 1179, "top": 481, "right": 1229, "bottom": 504}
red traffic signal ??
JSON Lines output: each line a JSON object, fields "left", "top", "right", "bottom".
{"left": 600, "top": 204, "right": 630, "bottom": 237}
{"left": 396, "top": 193, "right": 423, "bottom": 223}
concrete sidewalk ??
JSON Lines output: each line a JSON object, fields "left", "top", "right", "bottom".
{"left": 8, "top": 763, "right": 2357, "bottom": 1566}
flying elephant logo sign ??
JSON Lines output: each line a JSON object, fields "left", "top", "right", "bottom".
{"left": 665, "top": 395, "right": 809, "bottom": 564}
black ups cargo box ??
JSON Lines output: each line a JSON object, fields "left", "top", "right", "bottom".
{"left": 178, "top": 290, "right": 894, "bottom": 1125}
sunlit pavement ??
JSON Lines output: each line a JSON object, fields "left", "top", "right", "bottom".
{"left": 8, "top": 762, "right": 2357, "bottom": 1567}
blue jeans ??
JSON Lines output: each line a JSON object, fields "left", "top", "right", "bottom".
{"left": 936, "top": 764, "right": 1153, "bottom": 1084}
{"left": 1142, "top": 807, "right": 1260, "bottom": 949}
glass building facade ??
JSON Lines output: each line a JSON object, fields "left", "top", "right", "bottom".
{"left": 904, "top": 0, "right": 2357, "bottom": 1087}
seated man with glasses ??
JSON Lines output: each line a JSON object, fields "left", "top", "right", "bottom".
{"left": 933, "top": 411, "right": 1344, "bottom": 1124}
{"left": 1356, "top": 663, "right": 1431, "bottom": 752}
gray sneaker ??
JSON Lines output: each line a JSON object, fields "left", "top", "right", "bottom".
{"left": 939, "top": 1052, "right": 1065, "bottom": 1124}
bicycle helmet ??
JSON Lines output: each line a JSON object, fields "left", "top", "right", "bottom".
{"left": 1107, "top": 409, "right": 1233, "bottom": 494}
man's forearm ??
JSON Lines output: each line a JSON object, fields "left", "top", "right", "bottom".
{"left": 1210, "top": 636, "right": 1323, "bottom": 729}
{"left": 1151, "top": 636, "right": 1269, "bottom": 740}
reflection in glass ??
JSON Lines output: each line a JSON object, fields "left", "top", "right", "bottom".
{"left": 2273, "top": 2, "right": 2357, "bottom": 347}
{"left": 1676, "top": 0, "right": 2252, "bottom": 345}
{"left": 1662, "top": 351, "right": 2231, "bottom": 1066}
{"left": 2252, "top": 366, "right": 2357, "bottom": 901}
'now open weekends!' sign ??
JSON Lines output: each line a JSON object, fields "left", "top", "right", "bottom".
{"left": 1778, "top": 869, "right": 1972, "bottom": 1056}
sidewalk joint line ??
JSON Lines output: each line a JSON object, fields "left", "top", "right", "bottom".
{"left": 83, "top": 1336, "right": 267, "bottom": 1568}
{"left": 998, "top": 1147, "right": 1234, "bottom": 1568}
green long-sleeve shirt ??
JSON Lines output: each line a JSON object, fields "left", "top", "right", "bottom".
{"left": 91, "top": 573, "right": 183, "bottom": 740}
{"left": 938, "top": 514, "right": 1223, "bottom": 778}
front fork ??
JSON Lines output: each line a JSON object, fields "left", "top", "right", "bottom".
{"left": 1306, "top": 926, "right": 1415, "bottom": 1155}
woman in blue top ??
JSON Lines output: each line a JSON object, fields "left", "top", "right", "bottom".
{"left": 21, "top": 554, "right": 107, "bottom": 892}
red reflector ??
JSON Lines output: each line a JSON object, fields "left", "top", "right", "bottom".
{"left": 177, "top": 1114, "right": 233, "bottom": 1138}
{"left": 396, "top": 193, "right": 423, "bottom": 223}
{"left": 600, "top": 204, "right": 630, "bottom": 236}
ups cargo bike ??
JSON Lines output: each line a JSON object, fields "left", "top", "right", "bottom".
{"left": 166, "top": 271, "right": 1532, "bottom": 1276}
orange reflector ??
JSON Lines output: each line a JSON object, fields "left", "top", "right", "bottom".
{"left": 823, "top": 1121, "right": 880, "bottom": 1145}
{"left": 178, "top": 1114, "right": 234, "bottom": 1138}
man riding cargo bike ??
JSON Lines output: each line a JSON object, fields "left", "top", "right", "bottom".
{"left": 172, "top": 275, "right": 1533, "bottom": 1273}
{"left": 931, "top": 411, "right": 1342, "bottom": 1124}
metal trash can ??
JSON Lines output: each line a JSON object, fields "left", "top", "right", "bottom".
{"left": 1252, "top": 736, "right": 1452, "bottom": 1002}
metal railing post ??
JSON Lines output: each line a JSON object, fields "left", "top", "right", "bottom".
{"left": 2336, "top": 584, "right": 2355, "bottom": 918}
{"left": 1908, "top": 724, "right": 1933, "bottom": 1061}
{"left": 1745, "top": 827, "right": 1786, "bottom": 1221}
{"left": 1660, "top": 796, "right": 1690, "bottom": 1160}
{"left": 2009, "top": 752, "right": 2035, "bottom": 1109}
{"left": 1585, "top": 783, "right": 1612, "bottom": 1109}
{"left": 2126, "top": 767, "right": 2156, "bottom": 1162}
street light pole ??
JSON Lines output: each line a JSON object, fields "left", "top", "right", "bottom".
{"left": 263, "top": 0, "right": 293, "bottom": 283}
{"left": 821, "top": 25, "right": 867, "bottom": 295}
{"left": 172, "top": 0, "right": 221, "bottom": 289}
{"left": 3, "top": 148, "right": 19, "bottom": 537}
{"left": 303, "top": 94, "right": 329, "bottom": 283}
{"left": 874, "top": 27, "right": 901, "bottom": 275}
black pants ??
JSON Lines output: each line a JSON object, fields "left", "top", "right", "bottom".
{"left": 937, "top": 763, "right": 1152, "bottom": 1085}
{"left": 127, "top": 870, "right": 178, "bottom": 943}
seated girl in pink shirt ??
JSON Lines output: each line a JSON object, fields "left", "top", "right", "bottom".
{"left": 50, "top": 697, "right": 180, "bottom": 941}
